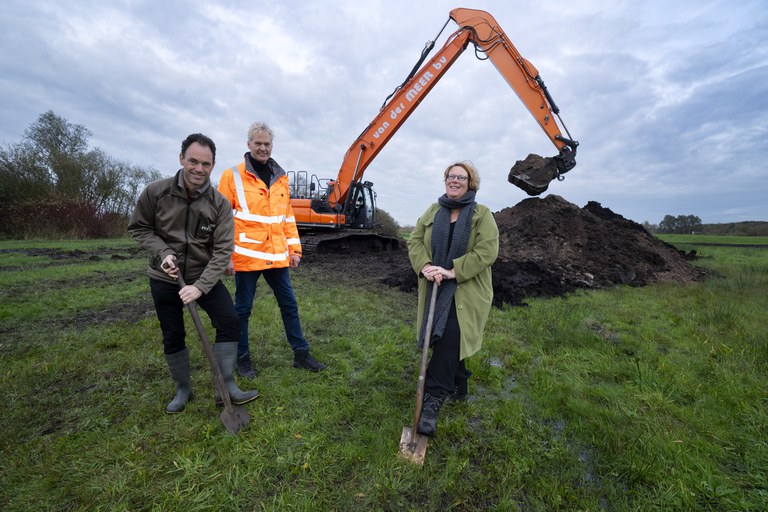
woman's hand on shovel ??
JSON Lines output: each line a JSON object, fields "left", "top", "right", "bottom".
{"left": 421, "top": 264, "right": 455, "bottom": 285}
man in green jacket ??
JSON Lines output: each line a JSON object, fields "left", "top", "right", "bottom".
{"left": 129, "top": 133, "right": 259, "bottom": 414}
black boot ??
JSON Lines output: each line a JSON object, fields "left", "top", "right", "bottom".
{"left": 164, "top": 348, "right": 192, "bottom": 414}
{"left": 293, "top": 349, "right": 326, "bottom": 372}
{"left": 417, "top": 392, "right": 447, "bottom": 437}
{"left": 452, "top": 369, "right": 473, "bottom": 402}
{"left": 213, "top": 343, "right": 259, "bottom": 406}
{"left": 237, "top": 353, "right": 257, "bottom": 379}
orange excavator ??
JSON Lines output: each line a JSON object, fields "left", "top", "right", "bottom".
{"left": 288, "top": 8, "right": 578, "bottom": 253}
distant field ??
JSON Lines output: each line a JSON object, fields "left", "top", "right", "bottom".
{"left": 659, "top": 234, "right": 768, "bottom": 246}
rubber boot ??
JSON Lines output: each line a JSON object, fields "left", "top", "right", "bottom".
{"left": 417, "top": 392, "right": 447, "bottom": 437}
{"left": 164, "top": 348, "right": 192, "bottom": 414}
{"left": 293, "top": 349, "right": 327, "bottom": 372}
{"left": 213, "top": 342, "right": 259, "bottom": 406}
{"left": 237, "top": 352, "right": 257, "bottom": 379}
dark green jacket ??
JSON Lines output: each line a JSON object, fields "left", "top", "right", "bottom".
{"left": 408, "top": 202, "right": 499, "bottom": 359}
{"left": 128, "top": 170, "right": 234, "bottom": 294}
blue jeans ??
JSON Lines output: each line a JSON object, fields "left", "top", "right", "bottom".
{"left": 234, "top": 267, "right": 309, "bottom": 357}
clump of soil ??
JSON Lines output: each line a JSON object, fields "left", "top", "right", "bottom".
{"left": 301, "top": 195, "right": 709, "bottom": 307}
{"left": 508, "top": 153, "right": 561, "bottom": 196}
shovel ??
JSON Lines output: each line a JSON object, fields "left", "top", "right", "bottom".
{"left": 399, "top": 281, "right": 439, "bottom": 464}
{"left": 178, "top": 275, "right": 251, "bottom": 435}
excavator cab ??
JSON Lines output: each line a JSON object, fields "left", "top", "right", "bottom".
{"left": 345, "top": 181, "right": 376, "bottom": 229}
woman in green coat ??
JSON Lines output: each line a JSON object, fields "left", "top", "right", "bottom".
{"left": 408, "top": 161, "right": 499, "bottom": 437}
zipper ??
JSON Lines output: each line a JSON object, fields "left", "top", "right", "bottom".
{"left": 183, "top": 197, "right": 191, "bottom": 281}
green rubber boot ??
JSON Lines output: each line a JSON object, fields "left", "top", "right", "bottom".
{"left": 213, "top": 342, "right": 259, "bottom": 406}
{"left": 164, "top": 348, "right": 192, "bottom": 414}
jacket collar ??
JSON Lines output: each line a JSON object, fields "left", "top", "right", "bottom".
{"left": 244, "top": 153, "right": 286, "bottom": 181}
{"left": 174, "top": 169, "right": 211, "bottom": 198}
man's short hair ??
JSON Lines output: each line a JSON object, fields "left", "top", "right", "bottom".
{"left": 247, "top": 122, "right": 274, "bottom": 141}
{"left": 181, "top": 133, "right": 217, "bottom": 162}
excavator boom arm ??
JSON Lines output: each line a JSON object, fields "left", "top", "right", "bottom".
{"left": 325, "top": 7, "right": 578, "bottom": 209}
{"left": 329, "top": 29, "right": 472, "bottom": 208}
{"left": 449, "top": 8, "right": 575, "bottom": 151}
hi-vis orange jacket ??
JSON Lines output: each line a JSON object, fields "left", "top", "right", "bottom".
{"left": 218, "top": 156, "right": 302, "bottom": 272}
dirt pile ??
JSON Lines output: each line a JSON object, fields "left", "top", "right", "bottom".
{"left": 302, "top": 195, "right": 709, "bottom": 307}
{"left": 488, "top": 195, "right": 708, "bottom": 306}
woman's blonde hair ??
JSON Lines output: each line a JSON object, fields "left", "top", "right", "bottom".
{"left": 443, "top": 161, "right": 480, "bottom": 191}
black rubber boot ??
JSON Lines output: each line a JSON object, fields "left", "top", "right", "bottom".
{"left": 237, "top": 353, "right": 257, "bottom": 379}
{"left": 164, "top": 348, "right": 192, "bottom": 414}
{"left": 213, "top": 343, "right": 259, "bottom": 406}
{"left": 293, "top": 349, "right": 326, "bottom": 372}
{"left": 417, "top": 392, "right": 447, "bottom": 437}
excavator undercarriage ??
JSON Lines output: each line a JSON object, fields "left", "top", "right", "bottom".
{"left": 301, "top": 231, "right": 401, "bottom": 254}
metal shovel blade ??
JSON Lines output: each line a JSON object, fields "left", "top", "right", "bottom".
{"left": 211, "top": 366, "right": 252, "bottom": 435}
{"left": 220, "top": 404, "right": 251, "bottom": 435}
{"left": 399, "top": 426, "right": 428, "bottom": 465}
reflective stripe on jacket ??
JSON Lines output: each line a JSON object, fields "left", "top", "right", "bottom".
{"left": 218, "top": 156, "right": 302, "bottom": 271}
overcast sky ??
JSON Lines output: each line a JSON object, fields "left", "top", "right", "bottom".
{"left": 2, "top": 0, "right": 766, "bottom": 226}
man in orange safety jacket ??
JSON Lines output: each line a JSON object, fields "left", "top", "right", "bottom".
{"left": 218, "top": 121, "right": 326, "bottom": 377}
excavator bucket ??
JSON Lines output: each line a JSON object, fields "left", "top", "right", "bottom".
{"left": 508, "top": 153, "right": 562, "bottom": 196}
{"left": 509, "top": 144, "right": 577, "bottom": 196}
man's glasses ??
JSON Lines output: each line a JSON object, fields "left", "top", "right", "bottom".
{"left": 446, "top": 174, "right": 468, "bottom": 182}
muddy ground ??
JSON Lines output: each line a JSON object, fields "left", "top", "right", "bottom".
{"left": 302, "top": 195, "right": 709, "bottom": 307}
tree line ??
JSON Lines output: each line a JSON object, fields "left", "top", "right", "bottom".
{"left": 0, "top": 111, "right": 160, "bottom": 238}
{"left": 1, "top": 111, "right": 404, "bottom": 240}
{"left": 2, "top": 111, "right": 763, "bottom": 240}
{"left": 643, "top": 215, "right": 768, "bottom": 236}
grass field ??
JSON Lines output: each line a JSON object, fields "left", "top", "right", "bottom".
{"left": 1, "top": 236, "right": 766, "bottom": 511}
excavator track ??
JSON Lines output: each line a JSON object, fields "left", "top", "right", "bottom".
{"left": 301, "top": 232, "right": 401, "bottom": 254}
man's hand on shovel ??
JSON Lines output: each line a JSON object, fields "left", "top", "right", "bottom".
{"left": 162, "top": 256, "right": 201, "bottom": 304}
{"left": 179, "top": 284, "right": 202, "bottom": 304}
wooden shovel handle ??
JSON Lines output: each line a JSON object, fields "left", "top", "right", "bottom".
{"left": 411, "top": 281, "right": 440, "bottom": 434}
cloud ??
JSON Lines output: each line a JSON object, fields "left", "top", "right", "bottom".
{"left": 1, "top": 0, "right": 766, "bottom": 225}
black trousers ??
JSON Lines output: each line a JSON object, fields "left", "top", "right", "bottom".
{"left": 149, "top": 278, "right": 239, "bottom": 355}
{"left": 425, "top": 301, "right": 470, "bottom": 396}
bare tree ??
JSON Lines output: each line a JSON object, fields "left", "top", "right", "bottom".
{"left": 0, "top": 111, "right": 161, "bottom": 237}
{"left": 1, "top": 111, "right": 159, "bottom": 215}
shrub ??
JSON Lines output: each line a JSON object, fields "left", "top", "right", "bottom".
{"left": 0, "top": 199, "right": 126, "bottom": 239}
{"left": 375, "top": 208, "right": 401, "bottom": 237}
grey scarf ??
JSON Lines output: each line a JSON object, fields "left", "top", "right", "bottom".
{"left": 419, "top": 190, "right": 477, "bottom": 346}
